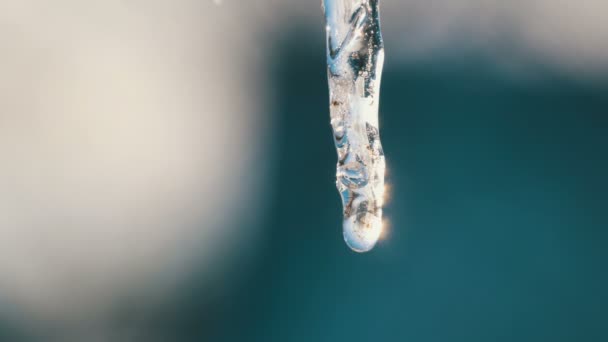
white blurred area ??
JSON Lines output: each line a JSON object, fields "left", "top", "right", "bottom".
{"left": 0, "top": 0, "right": 607, "bottom": 338}
{"left": 379, "top": 0, "right": 608, "bottom": 78}
{"left": 0, "top": 0, "right": 268, "bottom": 337}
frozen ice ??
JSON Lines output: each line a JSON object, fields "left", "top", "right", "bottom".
{"left": 323, "top": 0, "right": 386, "bottom": 252}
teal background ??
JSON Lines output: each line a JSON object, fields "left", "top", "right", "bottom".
{"left": 203, "top": 31, "right": 608, "bottom": 341}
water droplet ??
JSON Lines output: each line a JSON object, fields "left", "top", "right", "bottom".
{"left": 343, "top": 200, "right": 383, "bottom": 253}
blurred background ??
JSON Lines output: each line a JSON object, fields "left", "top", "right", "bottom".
{"left": 0, "top": 0, "right": 607, "bottom": 341}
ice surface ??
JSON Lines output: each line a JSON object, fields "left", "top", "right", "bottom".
{"left": 323, "top": 0, "right": 386, "bottom": 252}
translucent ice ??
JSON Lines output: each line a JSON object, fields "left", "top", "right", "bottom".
{"left": 323, "top": 0, "right": 386, "bottom": 252}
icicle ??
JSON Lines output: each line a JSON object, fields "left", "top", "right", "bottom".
{"left": 323, "top": 0, "right": 386, "bottom": 252}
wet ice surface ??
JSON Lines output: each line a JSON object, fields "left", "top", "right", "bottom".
{"left": 323, "top": 0, "right": 386, "bottom": 252}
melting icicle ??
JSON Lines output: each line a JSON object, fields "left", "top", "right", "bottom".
{"left": 323, "top": 0, "right": 386, "bottom": 252}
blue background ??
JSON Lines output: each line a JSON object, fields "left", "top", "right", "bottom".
{"left": 185, "top": 29, "right": 608, "bottom": 341}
